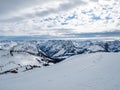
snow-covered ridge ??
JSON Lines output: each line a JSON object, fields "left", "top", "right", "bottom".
{"left": 39, "top": 40, "right": 120, "bottom": 59}
{"left": 0, "top": 41, "right": 58, "bottom": 75}
{"left": 0, "top": 40, "right": 120, "bottom": 74}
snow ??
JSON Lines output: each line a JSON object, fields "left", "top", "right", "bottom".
{"left": 87, "top": 45, "right": 104, "bottom": 52}
{"left": 39, "top": 40, "right": 120, "bottom": 59}
{"left": 0, "top": 52, "right": 120, "bottom": 90}
{"left": 0, "top": 50, "right": 41, "bottom": 72}
{"left": 53, "top": 48, "right": 65, "bottom": 57}
{"left": 0, "top": 41, "right": 17, "bottom": 50}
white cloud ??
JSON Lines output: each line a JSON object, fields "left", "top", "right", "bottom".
{"left": 0, "top": 0, "right": 120, "bottom": 38}
{"left": 0, "top": 0, "right": 87, "bottom": 22}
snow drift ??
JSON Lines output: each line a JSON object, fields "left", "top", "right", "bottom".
{"left": 0, "top": 52, "right": 120, "bottom": 90}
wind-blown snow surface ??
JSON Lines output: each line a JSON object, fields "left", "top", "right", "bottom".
{"left": 0, "top": 52, "right": 120, "bottom": 90}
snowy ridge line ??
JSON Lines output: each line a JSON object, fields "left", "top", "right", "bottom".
{"left": 0, "top": 40, "right": 120, "bottom": 75}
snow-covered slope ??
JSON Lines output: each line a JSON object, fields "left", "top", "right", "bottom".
{"left": 0, "top": 52, "right": 120, "bottom": 90}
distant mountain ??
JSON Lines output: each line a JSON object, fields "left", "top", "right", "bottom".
{"left": 39, "top": 40, "right": 120, "bottom": 59}
{"left": 0, "top": 40, "right": 120, "bottom": 74}
{"left": 0, "top": 30, "right": 120, "bottom": 41}
{"left": 65, "top": 30, "right": 120, "bottom": 38}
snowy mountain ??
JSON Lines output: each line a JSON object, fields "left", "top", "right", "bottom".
{"left": 39, "top": 40, "right": 120, "bottom": 59}
{"left": 0, "top": 52, "right": 120, "bottom": 90}
{"left": 0, "top": 41, "right": 59, "bottom": 74}
{"left": 0, "top": 40, "right": 120, "bottom": 75}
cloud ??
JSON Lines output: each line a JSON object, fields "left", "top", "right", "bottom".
{"left": 90, "top": 0, "right": 99, "bottom": 2}
{"left": 0, "top": 0, "right": 51, "bottom": 22}
{"left": 58, "top": 0, "right": 87, "bottom": 11}
{"left": 33, "top": 0, "right": 86, "bottom": 17}
{"left": 0, "top": 0, "right": 50, "bottom": 15}
{"left": 0, "top": 0, "right": 120, "bottom": 38}
{"left": 0, "top": 0, "right": 87, "bottom": 22}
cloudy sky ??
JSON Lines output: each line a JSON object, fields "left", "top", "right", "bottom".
{"left": 0, "top": 0, "right": 120, "bottom": 38}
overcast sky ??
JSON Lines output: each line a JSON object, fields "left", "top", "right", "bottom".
{"left": 0, "top": 0, "right": 120, "bottom": 38}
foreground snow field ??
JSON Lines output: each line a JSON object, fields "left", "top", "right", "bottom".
{"left": 0, "top": 52, "right": 120, "bottom": 90}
